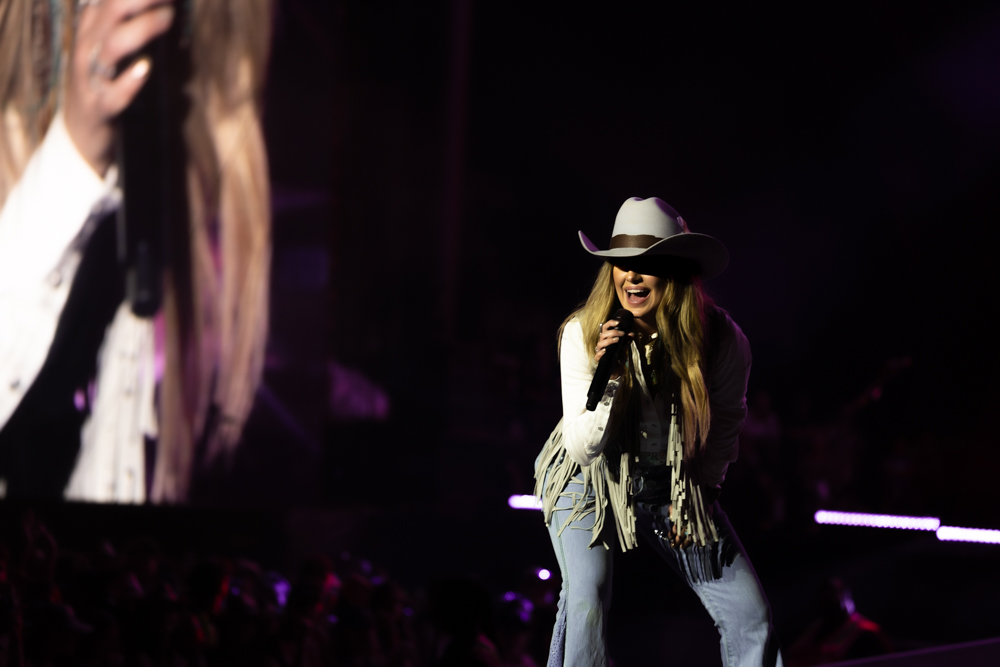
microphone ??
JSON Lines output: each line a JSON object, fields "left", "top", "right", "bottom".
{"left": 115, "top": 7, "right": 191, "bottom": 318}
{"left": 586, "top": 309, "right": 635, "bottom": 411}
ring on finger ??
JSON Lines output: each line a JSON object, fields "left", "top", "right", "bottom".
{"left": 88, "top": 44, "right": 115, "bottom": 83}
{"left": 77, "top": 0, "right": 101, "bottom": 8}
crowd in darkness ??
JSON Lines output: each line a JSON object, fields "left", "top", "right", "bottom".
{"left": 0, "top": 511, "right": 548, "bottom": 667}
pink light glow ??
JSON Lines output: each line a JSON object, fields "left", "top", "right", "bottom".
{"left": 329, "top": 361, "right": 390, "bottom": 421}
{"left": 508, "top": 495, "right": 543, "bottom": 510}
{"left": 814, "top": 510, "right": 940, "bottom": 531}
{"left": 936, "top": 526, "right": 1000, "bottom": 544}
{"left": 537, "top": 569, "right": 552, "bottom": 581}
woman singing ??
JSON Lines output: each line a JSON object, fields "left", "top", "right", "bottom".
{"left": 535, "top": 197, "right": 782, "bottom": 666}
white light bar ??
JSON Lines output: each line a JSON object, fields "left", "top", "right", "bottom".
{"left": 814, "top": 510, "right": 940, "bottom": 531}
{"left": 936, "top": 526, "right": 1000, "bottom": 544}
{"left": 508, "top": 494, "right": 543, "bottom": 510}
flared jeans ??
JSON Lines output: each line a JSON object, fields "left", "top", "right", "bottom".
{"left": 545, "top": 476, "right": 783, "bottom": 667}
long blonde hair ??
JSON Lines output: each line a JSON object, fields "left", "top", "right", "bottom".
{"left": 0, "top": 0, "right": 273, "bottom": 502}
{"left": 559, "top": 261, "right": 713, "bottom": 460}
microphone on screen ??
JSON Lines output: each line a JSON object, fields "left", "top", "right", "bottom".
{"left": 586, "top": 308, "right": 635, "bottom": 411}
{"left": 115, "top": 6, "right": 192, "bottom": 318}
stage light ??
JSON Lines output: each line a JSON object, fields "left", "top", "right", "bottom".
{"left": 814, "top": 510, "right": 940, "bottom": 531}
{"left": 537, "top": 569, "right": 552, "bottom": 581}
{"left": 815, "top": 511, "right": 1000, "bottom": 545}
{"left": 936, "top": 526, "right": 1000, "bottom": 544}
{"left": 272, "top": 578, "right": 290, "bottom": 607}
{"left": 508, "top": 494, "right": 543, "bottom": 510}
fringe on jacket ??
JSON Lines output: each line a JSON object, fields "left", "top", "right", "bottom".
{"left": 533, "top": 401, "right": 719, "bottom": 560}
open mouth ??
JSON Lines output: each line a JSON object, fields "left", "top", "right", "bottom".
{"left": 625, "top": 288, "right": 650, "bottom": 304}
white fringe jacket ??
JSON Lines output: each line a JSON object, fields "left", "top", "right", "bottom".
{"left": 534, "top": 307, "right": 752, "bottom": 553}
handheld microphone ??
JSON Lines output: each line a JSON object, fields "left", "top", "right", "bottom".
{"left": 115, "top": 8, "right": 191, "bottom": 318}
{"left": 586, "top": 309, "right": 634, "bottom": 411}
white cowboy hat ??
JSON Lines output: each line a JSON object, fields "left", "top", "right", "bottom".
{"left": 578, "top": 197, "right": 729, "bottom": 279}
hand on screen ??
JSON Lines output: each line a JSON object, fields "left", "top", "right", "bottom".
{"left": 64, "top": 0, "right": 176, "bottom": 175}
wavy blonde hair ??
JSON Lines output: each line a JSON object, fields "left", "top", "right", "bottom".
{"left": 559, "top": 260, "right": 713, "bottom": 460}
{"left": 0, "top": 0, "right": 273, "bottom": 502}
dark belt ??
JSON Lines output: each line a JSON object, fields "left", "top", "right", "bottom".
{"left": 632, "top": 464, "right": 672, "bottom": 504}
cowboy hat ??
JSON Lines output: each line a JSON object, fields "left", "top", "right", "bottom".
{"left": 578, "top": 197, "right": 729, "bottom": 279}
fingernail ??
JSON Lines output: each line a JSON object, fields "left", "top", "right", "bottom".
{"left": 132, "top": 57, "right": 151, "bottom": 79}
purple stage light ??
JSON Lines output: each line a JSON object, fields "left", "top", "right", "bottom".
{"left": 537, "top": 569, "right": 552, "bottom": 581}
{"left": 814, "top": 510, "right": 940, "bottom": 531}
{"left": 814, "top": 511, "right": 1000, "bottom": 545}
{"left": 936, "top": 526, "right": 1000, "bottom": 544}
{"left": 272, "top": 578, "right": 290, "bottom": 607}
{"left": 508, "top": 494, "right": 543, "bottom": 510}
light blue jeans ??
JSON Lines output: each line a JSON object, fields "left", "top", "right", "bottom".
{"left": 545, "top": 476, "right": 783, "bottom": 667}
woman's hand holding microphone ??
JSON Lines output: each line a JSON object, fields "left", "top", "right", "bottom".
{"left": 64, "top": 0, "right": 176, "bottom": 176}
{"left": 594, "top": 319, "right": 634, "bottom": 365}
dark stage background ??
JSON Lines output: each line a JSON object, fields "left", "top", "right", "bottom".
{"left": 7, "top": 1, "right": 1000, "bottom": 664}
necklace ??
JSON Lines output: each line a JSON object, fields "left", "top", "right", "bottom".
{"left": 636, "top": 330, "right": 659, "bottom": 345}
{"left": 635, "top": 331, "right": 661, "bottom": 394}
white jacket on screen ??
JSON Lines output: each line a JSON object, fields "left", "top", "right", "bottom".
{"left": 0, "top": 112, "right": 155, "bottom": 503}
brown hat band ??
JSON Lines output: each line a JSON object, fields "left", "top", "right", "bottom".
{"left": 609, "top": 234, "right": 663, "bottom": 249}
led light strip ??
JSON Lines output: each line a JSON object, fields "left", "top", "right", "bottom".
{"left": 935, "top": 526, "right": 1000, "bottom": 544}
{"left": 814, "top": 510, "right": 940, "bottom": 531}
{"left": 813, "top": 510, "right": 1000, "bottom": 545}
{"left": 508, "top": 494, "right": 543, "bottom": 510}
